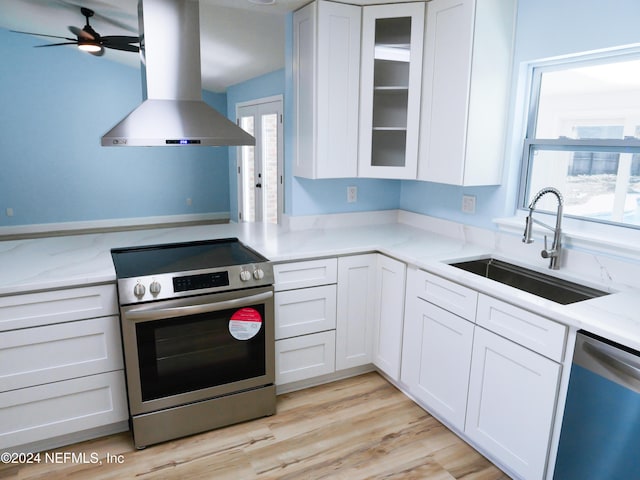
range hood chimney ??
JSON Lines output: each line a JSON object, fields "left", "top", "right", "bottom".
{"left": 101, "top": 0, "right": 255, "bottom": 147}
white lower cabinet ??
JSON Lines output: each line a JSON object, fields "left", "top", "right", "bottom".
{"left": 401, "top": 297, "right": 473, "bottom": 432}
{"left": 372, "top": 255, "right": 407, "bottom": 380}
{"left": 0, "top": 284, "right": 118, "bottom": 332}
{"left": 275, "top": 285, "right": 337, "bottom": 340}
{"left": 1, "top": 315, "right": 123, "bottom": 392}
{"left": 0, "top": 285, "right": 127, "bottom": 452}
{"left": 0, "top": 371, "right": 127, "bottom": 451}
{"left": 335, "top": 254, "right": 377, "bottom": 370}
{"left": 275, "top": 330, "right": 336, "bottom": 385}
{"left": 466, "top": 327, "right": 561, "bottom": 480}
{"left": 274, "top": 258, "right": 338, "bottom": 387}
{"left": 402, "top": 270, "right": 564, "bottom": 480}
{"left": 275, "top": 254, "right": 407, "bottom": 387}
{"left": 273, "top": 258, "right": 338, "bottom": 291}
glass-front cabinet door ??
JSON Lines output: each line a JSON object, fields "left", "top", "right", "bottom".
{"left": 359, "top": 2, "right": 425, "bottom": 179}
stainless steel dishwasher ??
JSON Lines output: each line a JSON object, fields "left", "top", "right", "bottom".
{"left": 554, "top": 331, "right": 640, "bottom": 479}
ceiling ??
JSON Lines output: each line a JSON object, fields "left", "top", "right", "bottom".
{"left": 0, "top": 0, "right": 420, "bottom": 92}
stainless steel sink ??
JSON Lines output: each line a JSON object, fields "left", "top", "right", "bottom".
{"left": 449, "top": 258, "right": 609, "bottom": 305}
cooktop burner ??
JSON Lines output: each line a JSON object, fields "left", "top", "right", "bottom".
{"left": 111, "top": 238, "right": 268, "bottom": 278}
{"left": 111, "top": 238, "right": 272, "bottom": 305}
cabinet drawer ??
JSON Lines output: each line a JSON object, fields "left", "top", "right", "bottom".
{"left": 275, "top": 331, "right": 336, "bottom": 385}
{"left": 274, "top": 258, "right": 338, "bottom": 291}
{"left": 275, "top": 285, "right": 337, "bottom": 340}
{"left": 476, "top": 294, "right": 567, "bottom": 362}
{"left": 0, "top": 370, "right": 128, "bottom": 450}
{"left": 413, "top": 270, "right": 478, "bottom": 321}
{"left": 0, "top": 284, "right": 118, "bottom": 332}
{"left": 0, "top": 316, "right": 124, "bottom": 392}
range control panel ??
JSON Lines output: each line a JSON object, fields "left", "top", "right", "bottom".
{"left": 116, "top": 264, "right": 273, "bottom": 305}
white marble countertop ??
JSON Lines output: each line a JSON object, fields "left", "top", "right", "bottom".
{"left": 1, "top": 216, "right": 639, "bottom": 352}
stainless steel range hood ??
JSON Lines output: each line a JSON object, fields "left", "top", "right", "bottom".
{"left": 101, "top": 0, "right": 255, "bottom": 147}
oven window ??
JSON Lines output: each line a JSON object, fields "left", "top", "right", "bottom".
{"left": 136, "top": 304, "right": 266, "bottom": 401}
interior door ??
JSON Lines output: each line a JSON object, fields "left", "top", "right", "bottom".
{"left": 237, "top": 97, "right": 283, "bottom": 224}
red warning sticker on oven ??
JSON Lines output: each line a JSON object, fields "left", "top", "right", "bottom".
{"left": 229, "top": 308, "right": 263, "bottom": 340}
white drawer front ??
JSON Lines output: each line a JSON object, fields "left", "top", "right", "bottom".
{"left": 275, "top": 331, "right": 336, "bottom": 384}
{"left": 0, "top": 284, "right": 118, "bottom": 332}
{"left": 476, "top": 294, "right": 567, "bottom": 362}
{"left": 274, "top": 258, "right": 338, "bottom": 291}
{"left": 0, "top": 370, "right": 128, "bottom": 450}
{"left": 414, "top": 270, "right": 477, "bottom": 321}
{"left": 275, "top": 285, "right": 337, "bottom": 340}
{"left": 0, "top": 316, "right": 124, "bottom": 392}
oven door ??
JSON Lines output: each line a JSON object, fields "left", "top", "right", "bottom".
{"left": 120, "top": 286, "right": 274, "bottom": 416}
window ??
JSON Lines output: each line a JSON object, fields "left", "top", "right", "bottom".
{"left": 521, "top": 50, "right": 640, "bottom": 228}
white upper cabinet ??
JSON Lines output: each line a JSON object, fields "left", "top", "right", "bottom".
{"left": 358, "top": 2, "right": 425, "bottom": 179}
{"left": 293, "top": 0, "right": 361, "bottom": 179}
{"left": 418, "top": 0, "right": 516, "bottom": 186}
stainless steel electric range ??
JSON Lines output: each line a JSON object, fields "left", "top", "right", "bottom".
{"left": 111, "top": 238, "right": 275, "bottom": 449}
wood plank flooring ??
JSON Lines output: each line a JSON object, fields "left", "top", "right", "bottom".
{"left": 1, "top": 372, "right": 509, "bottom": 480}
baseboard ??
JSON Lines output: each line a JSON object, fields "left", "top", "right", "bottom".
{"left": 5, "top": 421, "right": 130, "bottom": 454}
{"left": 275, "top": 365, "right": 375, "bottom": 395}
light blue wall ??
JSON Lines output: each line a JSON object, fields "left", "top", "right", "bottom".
{"left": 0, "top": 27, "right": 231, "bottom": 227}
{"left": 291, "top": 177, "right": 401, "bottom": 215}
{"left": 400, "top": 182, "right": 506, "bottom": 228}
{"left": 226, "top": 69, "right": 286, "bottom": 221}
{"left": 513, "top": 0, "right": 640, "bottom": 62}
{"left": 400, "top": 0, "right": 640, "bottom": 229}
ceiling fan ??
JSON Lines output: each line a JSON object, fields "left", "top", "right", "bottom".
{"left": 11, "top": 7, "right": 139, "bottom": 57}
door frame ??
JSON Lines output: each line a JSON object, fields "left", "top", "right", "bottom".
{"left": 235, "top": 95, "right": 284, "bottom": 224}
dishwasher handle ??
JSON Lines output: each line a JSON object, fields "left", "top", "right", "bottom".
{"left": 574, "top": 332, "right": 640, "bottom": 394}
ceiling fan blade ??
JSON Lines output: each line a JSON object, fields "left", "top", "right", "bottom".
{"left": 34, "top": 42, "right": 79, "bottom": 48}
{"left": 101, "top": 35, "right": 140, "bottom": 44}
{"left": 11, "top": 30, "right": 76, "bottom": 42}
{"left": 104, "top": 43, "right": 140, "bottom": 53}
{"left": 69, "top": 26, "right": 95, "bottom": 41}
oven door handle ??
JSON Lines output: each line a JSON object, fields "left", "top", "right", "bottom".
{"left": 125, "top": 291, "right": 273, "bottom": 321}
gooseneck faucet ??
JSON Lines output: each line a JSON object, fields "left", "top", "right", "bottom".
{"left": 522, "top": 187, "right": 564, "bottom": 270}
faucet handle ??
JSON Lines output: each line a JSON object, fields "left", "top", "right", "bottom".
{"left": 522, "top": 215, "right": 534, "bottom": 244}
{"left": 541, "top": 235, "right": 557, "bottom": 259}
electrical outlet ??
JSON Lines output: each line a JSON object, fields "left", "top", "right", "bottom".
{"left": 6, "top": 208, "right": 14, "bottom": 217}
{"left": 347, "top": 186, "right": 358, "bottom": 203}
{"left": 462, "top": 195, "right": 476, "bottom": 214}
{"left": 186, "top": 198, "right": 193, "bottom": 206}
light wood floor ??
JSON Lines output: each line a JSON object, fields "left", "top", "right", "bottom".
{"left": 1, "top": 372, "right": 509, "bottom": 480}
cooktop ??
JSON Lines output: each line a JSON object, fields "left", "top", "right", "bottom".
{"left": 111, "top": 237, "right": 268, "bottom": 278}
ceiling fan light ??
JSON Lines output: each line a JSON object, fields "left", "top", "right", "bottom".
{"left": 78, "top": 42, "right": 101, "bottom": 53}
